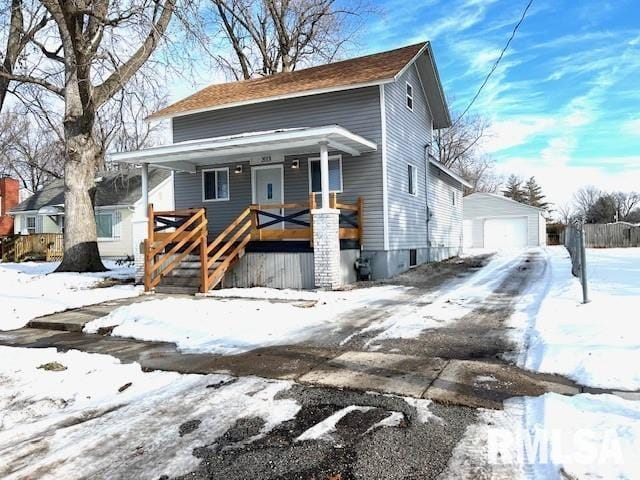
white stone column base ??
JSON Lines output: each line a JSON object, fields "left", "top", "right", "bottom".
{"left": 131, "top": 217, "right": 148, "bottom": 285}
{"left": 311, "top": 208, "right": 341, "bottom": 290}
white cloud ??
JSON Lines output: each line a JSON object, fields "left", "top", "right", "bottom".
{"left": 629, "top": 34, "right": 640, "bottom": 46}
{"left": 495, "top": 155, "right": 640, "bottom": 208}
{"left": 483, "top": 116, "right": 556, "bottom": 152}
{"left": 622, "top": 119, "right": 640, "bottom": 137}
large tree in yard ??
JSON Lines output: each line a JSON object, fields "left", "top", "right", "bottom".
{"left": 0, "top": 0, "right": 176, "bottom": 272}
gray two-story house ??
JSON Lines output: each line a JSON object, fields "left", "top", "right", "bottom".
{"left": 113, "top": 42, "right": 470, "bottom": 293}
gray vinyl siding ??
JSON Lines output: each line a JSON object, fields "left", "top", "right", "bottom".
{"left": 383, "top": 64, "right": 432, "bottom": 250}
{"left": 172, "top": 87, "right": 384, "bottom": 250}
{"left": 462, "top": 193, "right": 544, "bottom": 247}
{"left": 427, "top": 163, "right": 464, "bottom": 250}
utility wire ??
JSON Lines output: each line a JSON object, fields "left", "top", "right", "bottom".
{"left": 451, "top": 0, "right": 534, "bottom": 128}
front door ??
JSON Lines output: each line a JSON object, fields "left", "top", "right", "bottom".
{"left": 252, "top": 165, "right": 284, "bottom": 230}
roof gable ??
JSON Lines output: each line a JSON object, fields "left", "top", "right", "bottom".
{"left": 149, "top": 42, "right": 450, "bottom": 127}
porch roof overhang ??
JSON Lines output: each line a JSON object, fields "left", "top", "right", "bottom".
{"left": 110, "top": 125, "right": 377, "bottom": 173}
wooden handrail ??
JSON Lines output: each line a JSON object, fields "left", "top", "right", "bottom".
{"left": 150, "top": 222, "right": 206, "bottom": 275}
{"left": 250, "top": 202, "right": 309, "bottom": 210}
{"left": 206, "top": 220, "right": 252, "bottom": 268}
{"left": 150, "top": 209, "right": 204, "bottom": 256}
{"left": 206, "top": 207, "right": 251, "bottom": 255}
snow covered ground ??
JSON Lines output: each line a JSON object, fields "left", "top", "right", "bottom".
{"left": 518, "top": 247, "right": 640, "bottom": 390}
{"left": 443, "top": 392, "right": 640, "bottom": 479}
{"left": 0, "top": 346, "right": 299, "bottom": 479}
{"left": 0, "top": 261, "right": 141, "bottom": 331}
{"left": 84, "top": 285, "right": 407, "bottom": 354}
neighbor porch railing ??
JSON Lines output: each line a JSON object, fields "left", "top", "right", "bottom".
{"left": 144, "top": 194, "right": 363, "bottom": 293}
{"left": 1, "top": 233, "right": 63, "bottom": 262}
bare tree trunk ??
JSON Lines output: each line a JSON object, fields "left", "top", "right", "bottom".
{"left": 56, "top": 116, "right": 106, "bottom": 272}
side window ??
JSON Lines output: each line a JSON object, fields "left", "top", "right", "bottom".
{"left": 407, "top": 164, "right": 417, "bottom": 196}
{"left": 309, "top": 156, "right": 343, "bottom": 193}
{"left": 406, "top": 82, "right": 414, "bottom": 111}
{"left": 203, "top": 168, "right": 230, "bottom": 201}
{"left": 95, "top": 212, "right": 114, "bottom": 238}
{"left": 26, "top": 216, "right": 36, "bottom": 234}
{"left": 452, "top": 191, "right": 457, "bottom": 206}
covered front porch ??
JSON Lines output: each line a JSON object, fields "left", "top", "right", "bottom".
{"left": 111, "top": 125, "right": 377, "bottom": 293}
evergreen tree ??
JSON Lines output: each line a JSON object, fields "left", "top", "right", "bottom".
{"left": 523, "top": 176, "right": 550, "bottom": 210}
{"left": 502, "top": 175, "right": 525, "bottom": 202}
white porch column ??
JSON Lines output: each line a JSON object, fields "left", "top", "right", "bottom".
{"left": 319, "top": 141, "right": 330, "bottom": 209}
{"left": 312, "top": 141, "right": 341, "bottom": 289}
{"left": 132, "top": 162, "right": 150, "bottom": 284}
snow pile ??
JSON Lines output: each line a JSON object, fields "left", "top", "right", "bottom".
{"left": 0, "top": 346, "right": 299, "bottom": 479}
{"left": 296, "top": 406, "right": 373, "bottom": 442}
{"left": 357, "top": 251, "right": 529, "bottom": 343}
{"left": 520, "top": 247, "right": 640, "bottom": 389}
{"left": 85, "top": 286, "right": 406, "bottom": 355}
{"left": 443, "top": 393, "right": 640, "bottom": 479}
{"left": 0, "top": 261, "right": 140, "bottom": 330}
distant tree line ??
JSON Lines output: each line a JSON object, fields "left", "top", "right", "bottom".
{"left": 557, "top": 186, "right": 640, "bottom": 225}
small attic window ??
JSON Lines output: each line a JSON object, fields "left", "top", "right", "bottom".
{"left": 406, "top": 82, "right": 414, "bottom": 111}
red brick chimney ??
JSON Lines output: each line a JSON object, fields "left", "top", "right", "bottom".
{"left": 0, "top": 177, "right": 20, "bottom": 236}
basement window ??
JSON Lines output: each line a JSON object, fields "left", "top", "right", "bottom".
{"left": 409, "top": 249, "right": 417, "bottom": 267}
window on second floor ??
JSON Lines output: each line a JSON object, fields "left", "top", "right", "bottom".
{"left": 406, "top": 82, "right": 414, "bottom": 111}
{"left": 408, "top": 164, "right": 417, "bottom": 196}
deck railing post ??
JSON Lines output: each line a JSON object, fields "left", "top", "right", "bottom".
{"left": 199, "top": 212, "right": 209, "bottom": 293}
{"left": 357, "top": 196, "right": 364, "bottom": 244}
{"left": 144, "top": 203, "right": 154, "bottom": 292}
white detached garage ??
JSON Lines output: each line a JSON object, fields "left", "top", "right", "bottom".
{"left": 463, "top": 193, "right": 546, "bottom": 249}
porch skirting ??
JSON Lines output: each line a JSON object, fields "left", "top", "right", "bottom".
{"left": 222, "top": 250, "right": 357, "bottom": 289}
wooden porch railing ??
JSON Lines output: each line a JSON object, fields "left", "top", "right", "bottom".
{"left": 144, "top": 204, "right": 208, "bottom": 291}
{"left": 1, "top": 233, "right": 63, "bottom": 262}
{"left": 144, "top": 194, "right": 363, "bottom": 293}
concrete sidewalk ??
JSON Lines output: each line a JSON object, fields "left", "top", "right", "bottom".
{"left": 4, "top": 321, "right": 637, "bottom": 410}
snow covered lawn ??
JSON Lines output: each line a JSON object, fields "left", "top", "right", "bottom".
{"left": 84, "top": 285, "right": 408, "bottom": 354}
{"left": 0, "top": 346, "right": 299, "bottom": 479}
{"left": 0, "top": 261, "right": 141, "bottom": 331}
{"left": 521, "top": 247, "right": 640, "bottom": 390}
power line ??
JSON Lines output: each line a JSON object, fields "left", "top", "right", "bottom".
{"left": 452, "top": 0, "right": 534, "bottom": 128}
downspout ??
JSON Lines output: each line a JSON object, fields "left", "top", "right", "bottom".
{"left": 424, "top": 144, "right": 430, "bottom": 263}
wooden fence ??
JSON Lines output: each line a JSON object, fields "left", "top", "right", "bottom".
{"left": 580, "top": 223, "right": 640, "bottom": 248}
{"left": 1, "top": 233, "right": 64, "bottom": 262}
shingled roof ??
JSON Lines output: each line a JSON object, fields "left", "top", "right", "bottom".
{"left": 11, "top": 168, "right": 171, "bottom": 213}
{"left": 149, "top": 42, "right": 429, "bottom": 120}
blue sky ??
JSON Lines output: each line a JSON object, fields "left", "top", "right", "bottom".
{"left": 167, "top": 0, "right": 640, "bottom": 208}
{"left": 358, "top": 0, "right": 640, "bottom": 206}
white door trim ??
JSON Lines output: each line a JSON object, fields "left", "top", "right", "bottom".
{"left": 251, "top": 163, "right": 285, "bottom": 230}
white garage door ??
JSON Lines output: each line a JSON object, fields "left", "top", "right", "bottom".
{"left": 484, "top": 217, "right": 527, "bottom": 248}
{"left": 463, "top": 220, "right": 473, "bottom": 249}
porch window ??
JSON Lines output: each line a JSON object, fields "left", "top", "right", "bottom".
{"left": 26, "top": 216, "right": 36, "bottom": 234}
{"left": 95, "top": 212, "right": 114, "bottom": 239}
{"left": 202, "top": 168, "right": 230, "bottom": 201}
{"left": 407, "top": 164, "right": 417, "bottom": 196}
{"left": 406, "top": 82, "right": 414, "bottom": 111}
{"left": 309, "top": 155, "right": 343, "bottom": 193}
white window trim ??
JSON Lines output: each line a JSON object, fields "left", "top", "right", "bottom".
{"left": 26, "top": 215, "right": 36, "bottom": 234}
{"left": 406, "top": 81, "right": 414, "bottom": 112}
{"left": 95, "top": 211, "right": 116, "bottom": 241}
{"left": 308, "top": 154, "right": 344, "bottom": 194}
{"left": 202, "top": 167, "right": 230, "bottom": 202}
{"left": 408, "top": 163, "right": 418, "bottom": 196}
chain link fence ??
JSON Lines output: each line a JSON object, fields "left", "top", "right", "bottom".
{"left": 564, "top": 221, "right": 589, "bottom": 303}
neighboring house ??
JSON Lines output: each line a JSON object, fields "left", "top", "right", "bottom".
{"left": 463, "top": 193, "right": 547, "bottom": 249}
{"left": 11, "top": 169, "right": 173, "bottom": 259}
{"left": 113, "top": 42, "right": 471, "bottom": 291}
{"left": 0, "top": 177, "right": 19, "bottom": 236}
